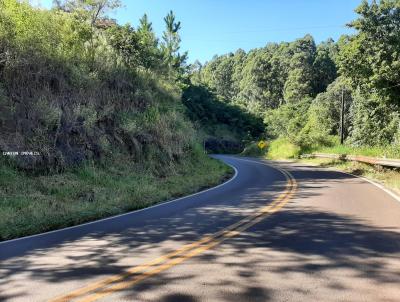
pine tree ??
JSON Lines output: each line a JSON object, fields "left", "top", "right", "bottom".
{"left": 161, "top": 10, "right": 187, "bottom": 80}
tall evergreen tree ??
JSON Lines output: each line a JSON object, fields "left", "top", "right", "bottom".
{"left": 161, "top": 10, "right": 187, "bottom": 79}
{"left": 137, "top": 14, "right": 159, "bottom": 69}
{"left": 312, "top": 38, "right": 338, "bottom": 94}
{"left": 283, "top": 35, "right": 316, "bottom": 103}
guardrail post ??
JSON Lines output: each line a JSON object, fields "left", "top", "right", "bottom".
{"left": 340, "top": 88, "right": 345, "bottom": 145}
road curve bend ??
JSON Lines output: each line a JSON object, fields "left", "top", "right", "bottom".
{"left": 1, "top": 156, "right": 400, "bottom": 302}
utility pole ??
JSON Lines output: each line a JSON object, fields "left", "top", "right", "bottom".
{"left": 340, "top": 88, "right": 345, "bottom": 145}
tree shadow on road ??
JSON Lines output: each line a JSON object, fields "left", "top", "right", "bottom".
{"left": 1, "top": 164, "right": 400, "bottom": 301}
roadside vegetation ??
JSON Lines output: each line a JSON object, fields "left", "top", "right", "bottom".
{"left": 186, "top": 0, "right": 400, "bottom": 195}
{"left": 304, "top": 145, "right": 400, "bottom": 159}
{"left": 265, "top": 138, "right": 400, "bottom": 195}
{"left": 182, "top": 85, "right": 264, "bottom": 153}
{"left": 0, "top": 0, "right": 231, "bottom": 240}
{"left": 1, "top": 0, "right": 400, "bottom": 239}
{"left": 0, "top": 0, "right": 194, "bottom": 172}
{"left": 0, "top": 150, "right": 231, "bottom": 240}
{"left": 240, "top": 138, "right": 400, "bottom": 198}
{"left": 190, "top": 0, "right": 400, "bottom": 160}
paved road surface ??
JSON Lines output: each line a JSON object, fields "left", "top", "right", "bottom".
{"left": 1, "top": 156, "right": 400, "bottom": 302}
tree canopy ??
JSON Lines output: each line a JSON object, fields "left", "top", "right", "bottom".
{"left": 189, "top": 0, "right": 400, "bottom": 149}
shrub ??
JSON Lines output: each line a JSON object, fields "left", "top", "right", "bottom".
{"left": 241, "top": 142, "right": 266, "bottom": 157}
{"left": 267, "top": 138, "right": 301, "bottom": 159}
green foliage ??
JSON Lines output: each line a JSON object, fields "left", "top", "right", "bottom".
{"left": 106, "top": 23, "right": 141, "bottom": 67}
{"left": 241, "top": 142, "right": 267, "bottom": 157}
{"left": 283, "top": 35, "right": 316, "bottom": 103}
{"left": 194, "top": 1, "right": 400, "bottom": 155}
{"left": 161, "top": 10, "right": 187, "bottom": 81}
{"left": 194, "top": 35, "right": 337, "bottom": 116}
{"left": 53, "top": 0, "right": 122, "bottom": 20}
{"left": 335, "top": 0, "right": 400, "bottom": 147}
{"left": 200, "top": 53, "right": 235, "bottom": 102}
{"left": 264, "top": 98, "right": 311, "bottom": 145}
{"left": 338, "top": 0, "right": 400, "bottom": 107}
{"left": 348, "top": 93, "right": 400, "bottom": 146}
{"left": 267, "top": 138, "right": 301, "bottom": 160}
{"left": 298, "top": 78, "right": 353, "bottom": 148}
{"left": 0, "top": 151, "right": 232, "bottom": 240}
{"left": 0, "top": 0, "right": 233, "bottom": 239}
{"left": 182, "top": 85, "right": 265, "bottom": 142}
{"left": 235, "top": 47, "right": 285, "bottom": 112}
{"left": 137, "top": 14, "right": 160, "bottom": 69}
{"left": 313, "top": 38, "right": 338, "bottom": 94}
{"left": 2, "top": 0, "right": 400, "bottom": 172}
{"left": 0, "top": 0, "right": 197, "bottom": 173}
{"left": 309, "top": 143, "right": 400, "bottom": 159}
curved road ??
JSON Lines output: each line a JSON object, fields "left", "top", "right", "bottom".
{"left": 1, "top": 156, "right": 400, "bottom": 302}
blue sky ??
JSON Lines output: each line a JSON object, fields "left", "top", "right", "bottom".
{"left": 36, "top": 0, "right": 361, "bottom": 63}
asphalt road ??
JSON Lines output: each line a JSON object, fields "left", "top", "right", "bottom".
{"left": 1, "top": 155, "right": 400, "bottom": 302}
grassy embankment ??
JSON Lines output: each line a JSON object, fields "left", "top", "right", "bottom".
{"left": 242, "top": 138, "right": 400, "bottom": 195}
{"left": 0, "top": 1, "right": 234, "bottom": 241}
{"left": 0, "top": 151, "right": 232, "bottom": 241}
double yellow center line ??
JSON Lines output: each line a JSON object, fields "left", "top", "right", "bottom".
{"left": 50, "top": 159, "right": 297, "bottom": 302}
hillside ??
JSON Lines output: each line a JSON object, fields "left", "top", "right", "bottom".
{"left": 2, "top": 0, "right": 400, "bottom": 240}
{"left": 0, "top": 0, "right": 232, "bottom": 240}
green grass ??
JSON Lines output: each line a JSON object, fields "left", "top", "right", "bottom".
{"left": 266, "top": 138, "right": 301, "bottom": 160}
{"left": 0, "top": 153, "right": 232, "bottom": 241}
{"left": 307, "top": 144, "right": 400, "bottom": 159}
{"left": 253, "top": 138, "right": 400, "bottom": 195}
{"left": 263, "top": 137, "right": 400, "bottom": 160}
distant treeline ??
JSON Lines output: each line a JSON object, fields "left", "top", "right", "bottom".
{"left": 190, "top": 0, "right": 400, "bottom": 150}
{"left": 182, "top": 85, "right": 265, "bottom": 153}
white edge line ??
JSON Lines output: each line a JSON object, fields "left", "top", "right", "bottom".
{"left": 329, "top": 168, "right": 400, "bottom": 204}
{"left": 238, "top": 156, "right": 400, "bottom": 205}
{"left": 0, "top": 161, "right": 239, "bottom": 245}
{"left": 293, "top": 159, "right": 400, "bottom": 204}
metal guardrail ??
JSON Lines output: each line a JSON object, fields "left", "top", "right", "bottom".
{"left": 301, "top": 153, "right": 400, "bottom": 168}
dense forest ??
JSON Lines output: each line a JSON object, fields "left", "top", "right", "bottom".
{"left": 190, "top": 0, "right": 400, "bottom": 155}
